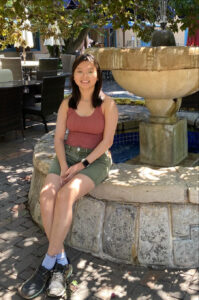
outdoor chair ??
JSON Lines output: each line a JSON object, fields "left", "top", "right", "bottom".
{"left": 36, "top": 70, "right": 57, "bottom": 80}
{"left": 39, "top": 58, "right": 59, "bottom": 71}
{"left": 0, "top": 86, "right": 24, "bottom": 137}
{"left": 31, "top": 69, "right": 58, "bottom": 96}
{"left": 61, "top": 54, "right": 76, "bottom": 74}
{"left": 0, "top": 57, "right": 23, "bottom": 81}
{"left": 3, "top": 52, "right": 20, "bottom": 57}
{"left": 23, "top": 74, "right": 66, "bottom": 132}
{"left": 0, "top": 69, "right": 13, "bottom": 82}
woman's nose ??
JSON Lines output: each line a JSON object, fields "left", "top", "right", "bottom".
{"left": 82, "top": 72, "right": 89, "bottom": 78}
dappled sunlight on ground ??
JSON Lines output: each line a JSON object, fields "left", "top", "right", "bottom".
{"left": 67, "top": 256, "right": 199, "bottom": 299}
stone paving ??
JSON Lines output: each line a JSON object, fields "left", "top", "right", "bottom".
{"left": 0, "top": 80, "right": 199, "bottom": 299}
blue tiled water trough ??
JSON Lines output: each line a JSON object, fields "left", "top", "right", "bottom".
{"left": 111, "top": 130, "right": 199, "bottom": 164}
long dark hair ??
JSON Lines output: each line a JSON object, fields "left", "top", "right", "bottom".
{"left": 68, "top": 54, "right": 103, "bottom": 109}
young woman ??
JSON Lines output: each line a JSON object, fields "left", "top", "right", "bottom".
{"left": 19, "top": 54, "right": 118, "bottom": 299}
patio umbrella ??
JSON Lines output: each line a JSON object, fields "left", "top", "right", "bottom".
{"left": 14, "top": 20, "right": 34, "bottom": 61}
{"left": 44, "top": 21, "right": 65, "bottom": 47}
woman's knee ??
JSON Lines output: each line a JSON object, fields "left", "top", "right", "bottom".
{"left": 56, "top": 184, "right": 77, "bottom": 206}
{"left": 40, "top": 182, "right": 58, "bottom": 206}
{"left": 40, "top": 174, "right": 61, "bottom": 198}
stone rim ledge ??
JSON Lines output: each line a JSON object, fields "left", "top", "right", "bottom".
{"left": 86, "top": 47, "right": 199, "bottom": 71}
{"left": 31, "top": 131, "right": 199, "bottom": 205}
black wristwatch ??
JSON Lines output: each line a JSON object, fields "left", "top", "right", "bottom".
{"left": 81, "top": 158, "right": 90, "bottom": 168}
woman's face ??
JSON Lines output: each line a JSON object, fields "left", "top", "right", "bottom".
{"left": 73, "top": 61, "right": 98, "bottom": 90}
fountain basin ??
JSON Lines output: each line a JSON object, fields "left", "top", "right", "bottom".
{"left": 28, "top": 130, "right": 199, "bottom": 268}
{"left": 112, "top": 69, "right": 199, "bottom": 99}
{"left": 87, "top": 47, "right": 199, "bottom": 100}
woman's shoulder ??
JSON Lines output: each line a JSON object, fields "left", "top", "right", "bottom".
{"left": 57, "top": 97, "right": 70, "bottom": 116}
{"left": 59, "top": 97, "right": 70, "bottom": 110}
{"left": 100, "top": 92, "right": 117, "bottom": 114}
{"left": 63, "top": 96, "right": 70, "bottom": 106}
{"left": 100, "top": 92, "right": 117, "bottom": 109}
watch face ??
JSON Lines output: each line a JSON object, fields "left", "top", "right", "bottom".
{"left": 82, "top": 159, "right": 89, "bottom": 167}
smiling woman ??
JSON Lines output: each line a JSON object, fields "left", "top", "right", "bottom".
{"left": 18, "top": 54, "right": 118, "bottom": 299}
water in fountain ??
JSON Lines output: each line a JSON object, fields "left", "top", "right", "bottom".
{"left": 151, "top": 0, "right": 176, "bottom": 46}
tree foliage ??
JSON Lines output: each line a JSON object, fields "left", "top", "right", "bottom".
{"left": 0, "top": 0, "right": 199, "bottom": 51}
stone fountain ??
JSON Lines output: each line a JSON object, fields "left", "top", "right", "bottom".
{"left": 28, "top": 44, "right": 199, "bottom": 268}
{"left": 87, "top": 46, "right": 199, "bottom": 166}
{"left": 88, "top": 0, "right": 199, "bottom": 167}
{"left": 27, "top": 2, "right": 199, "bottom": 268}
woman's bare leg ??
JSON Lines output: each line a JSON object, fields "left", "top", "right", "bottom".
{"left": 40, "top": 173, "right": 61, "bottom": 240}
{"left": 47, "top": 173, "right": 95, "bottom": 256}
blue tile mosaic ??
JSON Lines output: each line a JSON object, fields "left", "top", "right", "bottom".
{"left": 188, "top": 131, "right": 199, "bottom": 153}
{"left": 111, "top": 131, "right": 199, "bottom": 164}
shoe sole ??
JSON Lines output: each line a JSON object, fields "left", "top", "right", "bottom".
{"left": 18, "top": 271, "right": 51, "bottom": 300}
{"left": 18, "top": 283, "right": 46, "bottom": 299}
{"left": 47, "top": 264, "right": 73, "bottom": 298}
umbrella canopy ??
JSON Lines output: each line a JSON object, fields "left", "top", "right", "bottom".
{"left": 44, "top": 22, "right": 65, "bottom": 46}
{"left": 14, "top": 19, "right": 34, "bottom": 61}
{"left": 14, "top": 20, "right": 34, "bottom": 49}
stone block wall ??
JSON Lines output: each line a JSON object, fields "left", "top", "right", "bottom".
{"left": 67, "top": 197, "right": 199, "bottom": 268}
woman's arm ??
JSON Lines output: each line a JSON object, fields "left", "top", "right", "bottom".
{"left": 86, "top": 95, "right": 118, "bottom": 163}
{"left": 54, "top": 99, "right": 69, "bottom": 173}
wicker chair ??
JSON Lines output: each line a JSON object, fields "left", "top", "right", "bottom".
{"left": 23, "top": 74, "right": 66, "bottom": 132}
{"left": 61, "top": 54, "right": 76, "bottom": 74}
{"left": 39, "top": 58, "right": 59, "bottom": 71}
{"left": 0, "top": 86, "right": 24, "bottom": 137}
{"left": 0, "top": 69, "right": 13, "bottom": 82}
{"left": 0, "top": 58, "right": 23, "bottom": 81}
{"left": 3, "top": 52, "right": 20, "bottom": 57}
{"left": 36, "top": 70, "right": 57, "bottom": 80}
{"left": 31, "top": 70, "right": 58, "bottom": 95}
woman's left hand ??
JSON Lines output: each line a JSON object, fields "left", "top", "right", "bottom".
{"left": 62, "top": 162, "right": 84, "bottom": 184}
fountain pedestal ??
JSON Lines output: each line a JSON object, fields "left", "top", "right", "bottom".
{"left": 140, "top": 118, "right": 187, "bottom": 166}
{"left": 140, "top": 97, "right": 188, "bottom": 166}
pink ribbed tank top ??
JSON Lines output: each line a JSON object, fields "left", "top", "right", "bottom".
{"left": 66, "top": 106, "right": 105, "bottom": 149}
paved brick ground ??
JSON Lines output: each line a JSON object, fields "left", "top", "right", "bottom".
{"left": 0, "top": 114, "right": 199, "bottom": 299}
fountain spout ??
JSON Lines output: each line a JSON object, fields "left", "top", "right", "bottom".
{"left": 159, "top": 0, "right": 167, "bottom": 30}
{"left": 151, "top": 0, "right": 176, "bottom": 47}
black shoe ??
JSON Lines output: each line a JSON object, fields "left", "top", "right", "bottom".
{"left": 18, "top": 264, "right": 52, "bottom": 299}
{"left": 47, "top": 263, "right": 73, "bottom": 298}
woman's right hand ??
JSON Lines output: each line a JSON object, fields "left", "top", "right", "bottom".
{"left": 60, "top": 164, "right": 69, "bottom": 186}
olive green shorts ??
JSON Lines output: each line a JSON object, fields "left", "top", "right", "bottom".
{"left": 48, "top": 144, "right": 112, "bottom": 186}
